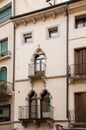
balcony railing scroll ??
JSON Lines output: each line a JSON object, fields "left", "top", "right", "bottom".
{"left": 69, "top": 63, "right": 86, "bottom": 77}
{"left": 19, "top": 105, "right": 54, "bottom": 120}
{"left": 28, "top": 62, "right": 46, "bottom": 77}
{"left": 0, "top": 80, "right": 13, "bottom": 94}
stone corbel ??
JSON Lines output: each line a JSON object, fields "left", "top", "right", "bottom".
{"left": 32, "top": 17, "right": 36, "bottom": 24}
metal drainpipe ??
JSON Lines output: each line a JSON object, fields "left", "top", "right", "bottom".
{"left": 12, "top": 0, "right": 16, "bottom": 91}
{"left": 66, "top": 3, "right": 69, "bottom": 119}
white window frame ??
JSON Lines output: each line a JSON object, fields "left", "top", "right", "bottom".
{"left": 46, "top": 25, "right": 59, "bottom": 39}
{"left": 75, "top": 14, "right": 86, "bottom": 29}
{"left": 23, "top": 32, "right": 33, "bottom": 44}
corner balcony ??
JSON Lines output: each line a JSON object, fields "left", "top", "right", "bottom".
{"left": 28, "top": 63, "right": 46, "bottom": 81}
{"left": 0, "top": 51, "right": 11, "bottom": 61}
{"left": 19, "top": 105, "right": 54, "bottom": 126}
{"left": 69, "top": 110, "right": 86, "bottom": 128}
{"left": 0, "top": 81, "right": 13, "bottom": 101}
{"left": 69, "top": 64, "right": 86, "bottom": 83}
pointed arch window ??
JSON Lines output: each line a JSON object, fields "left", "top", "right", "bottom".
{"left": 35, "top": 54, "right": 46, "bottom": 76}
{"left": 29, "top": 91, "right": 38, "bottom": 118}
{"left": 0, "top": 67, "right": 7, "bottom": 81}
{"left": 41, "top": 90, "right": 51, "bottom": 118}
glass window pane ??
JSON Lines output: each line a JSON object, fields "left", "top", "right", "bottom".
{"left": 36, "top": 60, "right": 40, "bottom": 71}
{"left": 24, "top": 33, "right": 32, "bottom": 43}
{"left": 0, "top": 105, "right": 10, "bottom": 122}
{"left": 76, "top": 16, "right": 86, "bottom": 28}
{"left": 48, "top": 27, "right": 58, "bottom": 38}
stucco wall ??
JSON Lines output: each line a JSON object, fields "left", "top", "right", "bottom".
{"left": 0, "top": 23, "right": 14, "bottom": 82}
{"left": 15, "top": 14, "right": 67, "bottom": 80}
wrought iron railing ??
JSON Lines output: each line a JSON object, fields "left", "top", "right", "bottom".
{"left": 28, "top": 62, "right": 46, "bottom": 77}
{"left": 69, "top": 63, "right": 86, "bottom": 77}
{"left": 69, "top": 110, "right": 86, "bottom": 123}
{"left": 19, "top": 105, "right": 54, "bottom": 120}
{"left": 0, "top": 51, "right": 11, "bottom": 58}
{"left": 0, "top": 80, "right": 13, "bottom": 94}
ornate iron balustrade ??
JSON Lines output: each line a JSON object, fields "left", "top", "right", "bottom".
{"left": 69, "top": 110, "right": 86, "bottom": 123}
{"left": 69, "top": 63, "right": 86, "bottom": 77}
{"left": 0, "top": 80, "right": 13, "bottom": 94}
{"left": 19, "top": 105, "right": 54, "bottom": 120}
{"left": 28, "top": 62, "right": 46, "bottom": 77}
{"left": 0, "top": 51, "right": 11, "bottom": 58}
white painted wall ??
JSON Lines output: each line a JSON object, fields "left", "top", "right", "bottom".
{"left": 15, "top": 0, "right": 67, "bottom": 15}
{"left": 15, "top": 15, "right": 67, "bottom": 80}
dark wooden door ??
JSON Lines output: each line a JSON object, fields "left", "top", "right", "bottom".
{"left": 75, "top": 48, "right": 86, "bottom": 76}
{"left": 75, "top": 93, "right": 86, "bottom": 123}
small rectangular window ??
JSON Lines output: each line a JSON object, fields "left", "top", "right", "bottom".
{"left": 24, "top": 33, "right": 33, "bottom": 43}
{"left": 48, "top": 27, "right": 58, "bottom": 38}
{"left": 75, "top": 15, "right": 86, "bottom": 28}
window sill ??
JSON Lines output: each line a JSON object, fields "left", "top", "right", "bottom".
{"left": 0, "top": 121, "right": 12, "bottom": 125}
{"left": 46, "top": 35, "right": 59, "bottom": 40}
{"left": 0, "top": 20, "right": 11, "bottom": 27}
{"left": 0, "top": 54, "right": 11, "bottom": 61}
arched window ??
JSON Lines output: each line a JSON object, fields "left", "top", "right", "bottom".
{"left": 29, "top": 91, "right": 38, "bottom": 118}
{"left": 0, "top": 67, "right": 7, "bottom": 81}
{"left": 41, "top": 90, "right": 51, "bottom": 118}
{"left": 35, "top": 54, "right": 45, "bottom": 76}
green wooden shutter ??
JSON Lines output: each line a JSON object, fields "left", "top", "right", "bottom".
{"left": 1, "top": 39, "right": 8, "bottom": 54}
{"left": 0, "top": 44, "right": 1, "bottom": 53}
{"left": 0, "top": 67, "right": 7, "bottom": 81}
{"left": 0, "top": 7, "right": 12, "bottom": 24}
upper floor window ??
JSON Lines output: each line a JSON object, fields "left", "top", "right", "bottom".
{"left": 41, "top": 90, "right": 51, "bottom": 118}
{"left": 29, "top": 91, "right": 37, "bottom": 118}
{"left": 75, "top": 15, "right": 86, "bottom": 28}
{"left": 24, "top": 32, "right": 33, "bottom": 43}
{"left": 35, "top": 54, "right": 46, "bottom": 76}
{"left": 0, "top": 39, "right": 8, "bottom": 57}
{"left": 0, "top": 67, "right": 7, "bottom": 82}
{"left": 0, "top": 105, "right": 10, "bottom": 122}
{"left": 0, "top": 5, "right": 12, "bottom": 24}
{"left": 48, "top": 26, "right": 59, "bottom": 38}
{"left": 74, "top": 48, "right": 86, "bottom": 76}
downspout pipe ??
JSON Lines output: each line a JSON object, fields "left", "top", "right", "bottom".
{"left": 66, "top": 3, "right": 69, "bottom": 119}
{"left": 12, "top": 0, "right": 16, "bottom": 91}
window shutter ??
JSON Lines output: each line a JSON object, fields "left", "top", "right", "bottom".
{"left": 1, "top": 40, "right": 8, "bottom": 53}
{"left": 0, "top": 67, "right": 7, "bottom": 81}
{"left": 0, "top": 7, "right": 12, "bottom": 24}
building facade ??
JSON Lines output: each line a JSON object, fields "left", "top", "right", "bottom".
{"left": 0, "top": 0, "right": 14, "bottom": 130}
{"left": 0, "top": 0, "right": 86, "bottom": 130}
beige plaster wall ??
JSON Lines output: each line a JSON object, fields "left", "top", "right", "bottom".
{"left": 68, "top": 4, "right": 86, "bottom": 117}
{"left": 15, "top": 15, "right": 67, "bottom": 80}
{"left": 14, "top": 78, "right": 66, "bottom": 121}
{"left": 69, "top": 10, "right": 86, "bottom": 40}
{"left": 0, "top": 23, "right": 14, "bottom": 82}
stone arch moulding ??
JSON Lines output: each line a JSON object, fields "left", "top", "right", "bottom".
{"left": 31, "top": 46, "right": 47, "bottom": 62}
{"left": 39, "top": 89, "right": 52, "bottom": 99}
{"left": 28, "top": 90, "right": 38, "bottom": 100}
